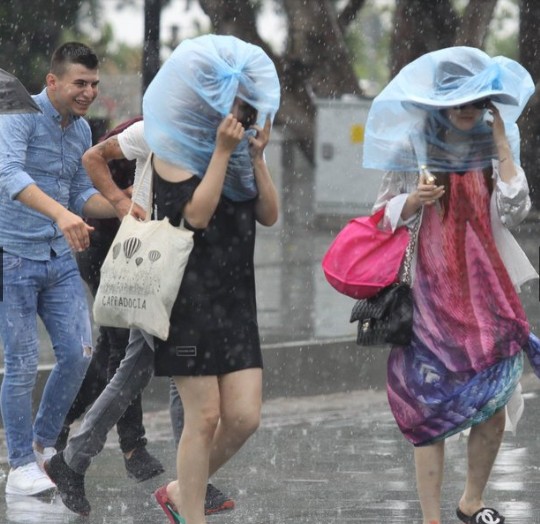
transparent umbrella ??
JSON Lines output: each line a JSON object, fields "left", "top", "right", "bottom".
{"left": 0, "top": 68, "right": 41, "bottom": 114}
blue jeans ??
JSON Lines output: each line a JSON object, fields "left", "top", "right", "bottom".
{"left": 0, "top": 252, "right": 92, "bottom": 468}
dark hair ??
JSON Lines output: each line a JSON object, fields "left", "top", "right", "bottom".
{"left": 50, "top": 42, "right": 99, "bottom": 76}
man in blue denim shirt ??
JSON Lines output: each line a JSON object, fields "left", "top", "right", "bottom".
{"left": 0, "top": 42, "right": 117, "bottom": 497}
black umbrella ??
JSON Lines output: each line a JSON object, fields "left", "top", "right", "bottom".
{"left": 0, "top": 68, "right": 41, "bottom": 114}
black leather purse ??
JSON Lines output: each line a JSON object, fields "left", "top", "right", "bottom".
{"left": 350, "top": 282, "right": 413, "bottom": 346}
{"left": 349, "top": 210, "right": 421, "bottom": 347}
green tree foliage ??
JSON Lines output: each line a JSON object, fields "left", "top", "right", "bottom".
{"left": 0, "top": 0, "right": 101, "bottom": 92}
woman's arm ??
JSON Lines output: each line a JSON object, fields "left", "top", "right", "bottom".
{"left": 153, "top": 114, "right": 244, "bottom": 229}
{"left": 488, "top": 102, "right": 518, "bottom": 184}
{"left": 372, "top": 170, "right": 443, "bottom": 230}
{"left": 487, "top": 102, "right": 531, "bottom": 226}
{"left": 493, "top": 162, "right": 531, "bottom": 227}
{"left": 250, "top": 117, "right": 278, "bottom": 226}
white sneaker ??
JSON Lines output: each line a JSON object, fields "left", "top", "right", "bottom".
{"left": 34, "top": 447, "right": 56, "bottom": 471}
{"left": 5, "top": 462, "right": 56, "bottom": 496}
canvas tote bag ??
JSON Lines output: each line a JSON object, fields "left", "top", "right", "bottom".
{"left": 93, "top": 154, "right": 194, "bottom": 340}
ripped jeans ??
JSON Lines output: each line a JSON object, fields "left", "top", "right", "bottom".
{"left": 0, "top": 251, "right": 92, "bottom": 468}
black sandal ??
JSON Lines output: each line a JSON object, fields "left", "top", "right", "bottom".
{"left": 456, "top": 507, "right": 505, "bottom": 524}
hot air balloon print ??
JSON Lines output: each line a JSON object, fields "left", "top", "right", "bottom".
{"left": 148, "top": 250, "right": 161, "bottom": 263}
{"left": 112, "top": 242, "right": 121, "bottom": 260}
{"left": 123, "top": 237, "right": 142, "bottom": 261}
{"left": 135, "top": 257, "right": 143, "bottom": 266}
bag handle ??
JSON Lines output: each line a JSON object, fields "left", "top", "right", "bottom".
{"left": 127, "top": 153, "right": 154, "bottom": 223}
{"left": 401, "top": 165, "right": 427, "bottom": 285}
{"left": 368, "top": 206, "right": 386, "bottom": 226}
{"left": 128, "top": 153, "right": 189, "bottom": 230}
{"left": 401, "top": 211, "right": 421, "bottom": 285}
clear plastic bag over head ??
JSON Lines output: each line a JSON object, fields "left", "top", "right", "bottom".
{"left": 143, "top": 34, "right": 281, "bottom": 201}
{"left": 363, "top": 46, "right": 534, "bottom": 173}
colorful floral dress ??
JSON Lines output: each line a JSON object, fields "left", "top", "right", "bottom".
{"left": 380, "top": 169, "right": 530, "bottom": 445}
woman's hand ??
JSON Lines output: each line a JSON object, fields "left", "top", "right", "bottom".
{"left": 415, "top": 171, "right": 445, "bottom": 206}
{"left": 401, "top": 171, "right": 445, "bottom": 220}
{"left": 486, "top": 102, "right": 507, "bottom": 147}
{"left": 215, "top": 114, "right": 244, "bottom": 154}
{"left": 486, "top": 101, "right": 517, "bottom": 181}
{"left": 249, "top": 116, "right": 272, "bottom": 161}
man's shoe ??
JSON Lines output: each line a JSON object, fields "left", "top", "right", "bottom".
{"left": 5, "top": 462, "right": 56, "bottom": 496}
{"left": 43, "top": 452, "right": 90, "bottom": 516}
{"left": 205, "top": 483, "right": 235, "bottom": 515}
{"left": 54, "top": 425, "right": 70, "bottom": 452}
{"left": 124, "top": 446, "right": 165, "bottom": 482}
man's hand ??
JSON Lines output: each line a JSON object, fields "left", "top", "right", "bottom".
{"left": 56, "top": 209, "right": 94, "bottom": 252}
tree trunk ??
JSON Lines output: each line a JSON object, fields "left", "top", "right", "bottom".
{"left": 454, "top": 0, "right": 498, "bottom": 48}
{"left": 198, "top": 0, "right": 264, "bottom": 47}
{"left": 282, "top": 0, "right": 359, "bottom": 98}
{"left": 338, "top": 0, "right": 368, "bottom": 31}
{"left": 518, "top": 0, "right": 540, "bottom": 211}
{"left": 390, "top": 0, "right": 457, "bottom": 77}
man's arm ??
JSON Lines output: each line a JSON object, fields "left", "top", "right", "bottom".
{"left": 0, "top": 113, "right": 98, "bottom": 252}
{"left": 17, "top": 184, "right": 95, "bottom": 252}
{"left": 82, "top": 136, "right": 146, "bottom": 220}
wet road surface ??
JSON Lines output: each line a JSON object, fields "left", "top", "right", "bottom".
{"left": 2, "top": 379, "right": 540, "bottom": 523}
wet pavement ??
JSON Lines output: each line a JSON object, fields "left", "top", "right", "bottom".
{"left": 2, "top": 379, "right": 540, "bottom": 523}
{"left": 0, "top": 214, "right": 540, "bottom": 523}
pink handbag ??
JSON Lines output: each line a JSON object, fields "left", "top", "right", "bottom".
{"left": 322, "top": 207, "right": 410, "bottom": 299}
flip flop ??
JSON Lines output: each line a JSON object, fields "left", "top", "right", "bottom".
{"left": 456, "top": 507, "right": 505, "bottom": 524}
{"left": 154, "top": 485, "right": 186, "bottom": 524}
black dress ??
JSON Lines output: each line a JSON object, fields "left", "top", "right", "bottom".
{"left": 152, "top": 172, "right": 263, "bottom": 376}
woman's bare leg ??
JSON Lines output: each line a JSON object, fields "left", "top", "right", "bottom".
{"left": 414, "top": 440, "right": 445, "bottom": 524}
{"left": 167, "top": 375, "right": 221, "bottom": 524}
{"left": 208, "top": 368, "right": 262, "bottom": 476}
{"left": 458, "top": 409, "right": 506, "bottom": 517}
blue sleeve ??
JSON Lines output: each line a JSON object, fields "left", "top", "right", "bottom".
{"left": 0, "top": 114, "right": 38, "bottom": 199}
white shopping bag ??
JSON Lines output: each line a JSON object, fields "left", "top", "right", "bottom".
{"left": 93, "top": 154, "right": 194, "bottom": 340}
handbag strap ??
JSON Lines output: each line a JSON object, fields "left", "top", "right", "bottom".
{"left": 128, "top": 153, "right": 188, "bottom": 229}
{"left": 128, "top": 153, "right": 154, "bottom": 222}
{"left": 401, "top": 211, "right": 421, "bottom": 285}
{"left": 401, "top": 167, "right": 425, "bottom": 286}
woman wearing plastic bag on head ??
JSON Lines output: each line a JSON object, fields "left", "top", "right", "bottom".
{"left": 143, "top": 34, "right": 280, "bottom": 524}
{"left": 363, "top": 47, "right": 538, "bottom": 524}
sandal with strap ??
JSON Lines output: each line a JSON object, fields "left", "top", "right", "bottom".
{"left": 456, "top": 506, "right": 505, "bottom": 524}
{"left": 154, "top": 485, "right": 186, "bottom": 524}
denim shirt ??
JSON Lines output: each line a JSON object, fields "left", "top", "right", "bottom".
{"left": 0, "top": 89, "right": 98, "bottom": 260}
